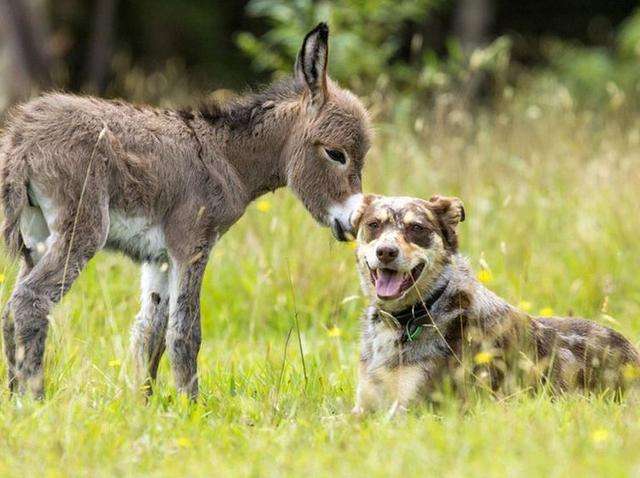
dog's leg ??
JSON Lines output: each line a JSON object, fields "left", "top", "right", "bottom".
{"left": 130, "top": 262, "right": 169, "bottom": 395}
{"left": 166, "top": 243, "right": 211, "bottom": 400}
{"left": 386, "top": 365, "right": 427, "bottom": 418}
{"left": 352, "top": 362, "right": 382, "bottom": 415}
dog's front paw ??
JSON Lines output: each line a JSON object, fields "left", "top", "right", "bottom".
{"left": 386, "top": 400, "right": 409, "bottom": 420}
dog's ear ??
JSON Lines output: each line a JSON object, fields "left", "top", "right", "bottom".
{"left": 295, "top": 23, "right": 329, "bottom": 110}
{"left": 428, "top": 195, "right": 465, "bottom": 228}
{"left": 350, "top": 194, "right": 379, "bottom": 232}
{"left": 427, "top": 195, "right": 465, "bottom": 251}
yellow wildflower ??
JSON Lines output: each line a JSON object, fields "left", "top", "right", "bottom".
{"left": 474, "top": 351, "right": 493, "bottom": 365}
{"left": 348, "top": 241, "right": 358, "bottom": 250}
{"left": 539, "top": 307, "right": 554, "bottom": 317}
{"left": 518, "top": 300, "right": 532, "bottom": 312}
{"left": 108, "top": 359, "right": 120, "bottom": 368}
{"left": 176, "top": 437, "right": 192, "bottom": 448}
{"left": 591, "top": 429, "right": 609, "bottom": 444}
{"left": 256, "top": 199, "right": 271, "bottom": 213}
{"left": 477, "top": 269, "right": 493, "bottom": 284}
{"left": 327, "top": 326, "right": 342, "bottom": 338}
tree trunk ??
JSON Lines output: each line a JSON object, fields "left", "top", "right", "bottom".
{"left": 454, "top": 0, "right": 495, "bottom": 104}
{"left": 454, "top": 0, "right": 494, "bottom": 54}
{"left": 84, "top": 0, "right": 117, "bottom": 94}
{"left": 0, "top": 0, "right": 53, "bottom": 99}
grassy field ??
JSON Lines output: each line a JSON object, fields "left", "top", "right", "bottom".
{"left": 1, "top": 96, "right": 639, "bottom": 477}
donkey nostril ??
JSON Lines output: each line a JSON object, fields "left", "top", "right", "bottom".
{"left": 376, "top": 246, "right": 399, "bottom": 263}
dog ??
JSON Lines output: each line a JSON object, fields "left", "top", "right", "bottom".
{"left": 351, "top": 194, "right": 640, "bottom": 415}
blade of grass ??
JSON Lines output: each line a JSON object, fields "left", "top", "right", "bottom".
{"left": 273, "top": 326, "right": 293, "bottom": 417}
{"left": 286, "top": 260, "right": 308, "bottom": 388}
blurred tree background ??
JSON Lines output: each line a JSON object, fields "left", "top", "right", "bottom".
{"left": 0, "top": 0, "right": 639, "bottom": 115}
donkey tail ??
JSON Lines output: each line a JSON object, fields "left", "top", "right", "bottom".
{"left": 0, "top": 129, "right": 30, "bottom": 259}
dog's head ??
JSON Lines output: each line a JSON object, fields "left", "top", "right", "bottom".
{"left": 352, "top": 194, "right": 465, "bottom": 309}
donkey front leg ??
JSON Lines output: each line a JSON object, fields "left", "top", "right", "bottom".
{"left": 130, "top": 262, "right": 169, "bottom": 395}
{"left": 166, "top": 245, "right": 211, "bottom": 399}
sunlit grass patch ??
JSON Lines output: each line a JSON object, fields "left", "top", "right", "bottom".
{"left": 0, "top": 98, "right": 639, "bottom": 476}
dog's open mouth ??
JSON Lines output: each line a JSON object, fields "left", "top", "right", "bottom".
{"left": 369, "top": 263, "right": 425, "bottom": 300}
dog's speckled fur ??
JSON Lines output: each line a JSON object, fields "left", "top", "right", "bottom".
{"left": 352, "top": 195, "right": 640, "bottom": 415}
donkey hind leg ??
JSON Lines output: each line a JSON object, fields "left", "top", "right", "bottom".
{"left": 1, "top": 306, "right": 17, "bottom": 393}
{"left": 11, "top": 205, "right": 107, "bottom": 398}
{"left": 3, "top": 263, "right": 33, "bottom": 392}
{"left": 131, "top": 262, "right": 169, "bottom": 395}
{"left": 3, "top": 203, "right": 50, "bottom": 392}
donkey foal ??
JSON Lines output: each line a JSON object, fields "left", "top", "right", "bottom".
{"left": 0, "top": 23, "right": 371, "bottom": 399}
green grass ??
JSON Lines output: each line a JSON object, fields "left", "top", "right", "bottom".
{"left": 1, "top": 100, "right": 640, "bottom": 477}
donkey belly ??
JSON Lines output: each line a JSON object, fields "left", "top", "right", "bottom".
{"left": 105, "top": 210, "right": 168, "bottom": 263}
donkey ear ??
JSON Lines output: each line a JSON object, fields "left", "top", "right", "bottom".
{"left": 428, "top": 195, "right": 466, "bottom": 229}
{"left": 295, "top": 23, "right": 329, "bottom": 110}
{"left": 351, "top": 194, "right": 379, "bottom": 231}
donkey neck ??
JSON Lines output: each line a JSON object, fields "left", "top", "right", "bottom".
{"left": 189, "top": 80, "right": 304, "bottom": 201}
{"left": 220, "top": 103, "right": 299, "bottom": 200}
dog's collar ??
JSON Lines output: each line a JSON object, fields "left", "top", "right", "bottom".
{"left": 377, "top": 279, "right": 450, "bottom": 343}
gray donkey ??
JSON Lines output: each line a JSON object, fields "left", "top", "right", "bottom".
{"left": 0, "top": 23, "right": 371, "bottom": 399}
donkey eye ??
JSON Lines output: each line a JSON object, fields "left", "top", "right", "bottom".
{"left": 325, "top": 148, "right": 346, "bottom": 165}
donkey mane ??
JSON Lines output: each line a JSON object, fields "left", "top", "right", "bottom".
{"left": 178, "top": 78, "right": 304, "bottom": 132}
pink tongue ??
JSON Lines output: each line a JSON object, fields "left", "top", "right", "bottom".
{"left": 375, "top": 269, "right": 406, "bottom": 299}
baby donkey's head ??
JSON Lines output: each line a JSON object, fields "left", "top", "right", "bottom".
{"left": 353, "top": 195, "right": 465, "bottom": 310}
{"left": 284, "top": 23, "right": 371, "bottom": 241}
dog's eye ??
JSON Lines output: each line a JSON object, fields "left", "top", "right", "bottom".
{"left": 325, "top": 148, "right": 346, "bottom": 165}
{"left": 367, "top": 220, "right": 380, "bottom": 230}
{"left": 409, "top": 223, "right": 425, "bottom": 233}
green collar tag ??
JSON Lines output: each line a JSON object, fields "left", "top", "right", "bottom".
{"left": 406, "top": 320, "right": 423, "bottom": 342}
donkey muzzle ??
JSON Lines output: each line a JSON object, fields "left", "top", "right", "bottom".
{"left": 331, "top": 217, "right": 355, "bottom": 242}
{"left": 328, "top": 193, "right": 362, "bottom": 242}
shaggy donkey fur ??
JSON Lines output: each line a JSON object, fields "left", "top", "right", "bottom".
{"left": 351, "top": 195, "right": 640, "bottom": 415}
{"left": 0, "top": 23, "right": 371, "bottom": 399}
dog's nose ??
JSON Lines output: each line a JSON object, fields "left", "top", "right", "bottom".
{"left": 376, "top": 246, "right": 399, "bottom": 264}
